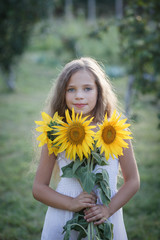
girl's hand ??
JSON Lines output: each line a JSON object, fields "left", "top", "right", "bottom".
{"left": 69, "top": 191, "right": 97, "bottom": 212}
{"left": 84, "top": 204, "right": 110, "bottom": 225}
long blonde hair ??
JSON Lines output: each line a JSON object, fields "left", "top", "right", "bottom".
{"left": 40, "top": 57, "right": 119, "bottom": 187}
{"left": 46, "top": 57, "right": 118, "bottom": 122}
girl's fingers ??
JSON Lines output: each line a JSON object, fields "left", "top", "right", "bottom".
{"left": 84, "top": 208, "right": 100, "bottom": 219}
{"left": 84, "top": 211, "right": 107, "bottom": 224}
{"left": 81, "top": 197, "right": 96, "bottom": 204}
{"left": 84, "top": 205, "right": 98, "bottom": 215}
{"left": 90, "top": 192, "right": 97, "bottom": 202}
{"left": 94, "top": 218, "right": 106, "bottom": 225}
{"left": 85, "top": 213, "right": 102, "bottom": 223}
{"left": 84, "top": 204, "right": 109, "bottom": 224}
{"left": 86, "top": 203, "right": 96, "bottom": 208}
{"left": 81, "top": 192, "right": 97, "bottom": 201}
{"left": 79, "top": 194, "right": 96, "bottom": 204}
{"left": 73, "top": 191, "right": 97, "bottom": 211}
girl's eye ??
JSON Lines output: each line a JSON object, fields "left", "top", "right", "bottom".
{"left": 84, "top": 87, "right": 92, "bottom": 92}
{"left": 67, "top": 88, "right": 75, "bottom": 92}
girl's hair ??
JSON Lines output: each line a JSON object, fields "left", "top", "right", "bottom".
{"left": 47, "top": 57, "right": 118, "bottom": 123}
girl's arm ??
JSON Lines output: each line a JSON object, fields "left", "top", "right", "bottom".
{"left": 84, "top": 139, "right": 140, "bottom": 224}
{"left": 32, "top": 144, "right": 96, "bottom": 212}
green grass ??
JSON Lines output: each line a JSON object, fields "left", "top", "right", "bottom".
{"left": 123, "top": 102, "right": 160, "bottom": 240}
{"left": 0, "top": 54, "right": 51, "bottom": 240}
{"left": 0, "top": 21, "right": 160, "bottom": 239}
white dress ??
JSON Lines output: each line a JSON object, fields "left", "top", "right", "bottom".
{"left": 41, "top": 152, "right": 128, "bottom": 240}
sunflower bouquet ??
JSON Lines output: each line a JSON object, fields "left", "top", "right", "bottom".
{"left": 35, "top": 108, "right": 132, "bottom": 240}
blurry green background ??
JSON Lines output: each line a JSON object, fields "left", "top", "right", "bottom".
{"left": 0, "top": 1, "right": 160, "bottom": 239}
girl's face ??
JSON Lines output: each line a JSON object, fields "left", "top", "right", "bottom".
{"left": 66, "top": 70, "right": 98, "bottom": 117}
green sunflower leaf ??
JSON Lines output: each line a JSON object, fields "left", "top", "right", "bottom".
{"left": 95, "top": 172, "right": 103, "bottom": 184}
{"left": 102, "top": 169, "right": 110, "bottom": 183}
{"left": 91, "top": 151, "right": 108, "bottom": 166}
{"left": 97, "top": 220, "right": 114, "bottom": 240}
{"left": 63, "top": 211, "right": 88, "bottom": 240}
{"left": 100, "top": 181, "right": 111, "bottom": 200}
{"left": 61, "top": 162, "right": 75, "bottom": 178}
{"left": 72, "top": 157, "right": 86, "bottom": 174}
{"left": 75, "top": 166, "right": 96, "bottom": 193}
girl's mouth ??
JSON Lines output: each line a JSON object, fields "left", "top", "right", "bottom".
{"left": 74, "top": 104, "right": 86, "bottom": 108}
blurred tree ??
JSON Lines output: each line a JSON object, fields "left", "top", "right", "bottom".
{"left": 0, "top": 0, "right": 53, "bottom": 91}
{"left": 65, "top": 0, "right": 73, "bottom": 19}
{"left": 119, "top": 0, "right": 160, "bottom": 117}
{"left": 115, "top": 0, "right": 123, "bottom": 19}
{"left": 54, "top": 0, "right": 115, "bottom": 19}
{"left": 88, "top": 0, "right": 96, "bottom": 23}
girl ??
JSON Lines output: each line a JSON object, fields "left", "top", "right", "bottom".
{"left": 33, "top": 57, "right": 140, "bottom": 240}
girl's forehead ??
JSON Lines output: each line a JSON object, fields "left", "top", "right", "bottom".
{"left": 68, "top": 70, "right": 96, "bottom": 86}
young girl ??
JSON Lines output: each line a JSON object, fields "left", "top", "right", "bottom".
{"left": 33, "top": 57, "right": 140, "bottom": 240}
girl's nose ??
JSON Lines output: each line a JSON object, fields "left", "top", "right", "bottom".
{"left": 75, "top": 90, "right": 84, "bottom": 99}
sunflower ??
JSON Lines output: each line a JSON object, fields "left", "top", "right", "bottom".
{"left": 47, "top": 139, "right": 59, "bottom": 155}
{"left": 53, "top": 108, "right": 95, "bottom": 161}
{"left": 95, "top": 110, "right": 132, "bottom": 160}
{"left": 35, "top": 112, "right": 63, "bottom": 155}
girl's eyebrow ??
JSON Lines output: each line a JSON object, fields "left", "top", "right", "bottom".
{"left": 67, "top": 83, "right": 94, "bottom": 87}
{"left": 83, "top": 84, "right": 94, "bottom": 86}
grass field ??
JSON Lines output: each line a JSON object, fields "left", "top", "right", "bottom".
{"left": 0, "top": 50, "right": 160, "bottom": 240}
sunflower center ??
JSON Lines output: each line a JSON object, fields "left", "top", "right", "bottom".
{"left": 67, "top": 123, "right": 85, "bottom": 145}
{"left": 102, "top": 125, "right": 116, "bottom": 144}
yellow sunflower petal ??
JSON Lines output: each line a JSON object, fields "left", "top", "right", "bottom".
{"left": 110, "top": 110, "right": 122, "bottom": 124}
{"left": 72, "top": 144, "right": 77, "bottom": 160}
{"left": 95, "top": 110, "right": 132, "bottom": 160}
{"left": 41, "top": 112, "right": 52, "bottom": 123}
{"left": 104, "top": 112, "right": 108, "bottom": 122}
{"left": 58, "top": 142, "right": 67, "bottom": 153}
{"left": 116, "top": 118, "right": 127, "bottom": 125}
{"left": 36, "top": 125, "right": 52, "bottom": 132}
{"left": 37, "top": 132, "right": 46, "bottom": 141}
{"left": 48, "top": 108, "right": 95, "bottom": 160}
{"left": 65, "top": 109, "right": 72, "bottom": 124}
{"left": 66, "top": 144, "right": 73, "bottom": 159}
{"left": 77, "top": 145, "right": 83, "bottom": 161}
{"left": 104, "top": 149, "right": 110, "bottom": 160}
{"left": 35, "top": 120, "right": 45, "bottom": 125}
{"left": 110, "top": 110, "right": 117, "bottom": 121}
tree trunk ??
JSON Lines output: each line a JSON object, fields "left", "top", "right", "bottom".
{"left": 65, "top": 0, "right": 73, "bottom": 20}
{"left": 88, "top": 0, "right": 96, "bottom": 23}
{"left": 4, "top": 66, "right": 16, "bottom": 91}
{"left": 125, "top": 75, "right": 135, "bottom": 118}
{"left": 115, "top": 0, "right": 123, "bottom": 19}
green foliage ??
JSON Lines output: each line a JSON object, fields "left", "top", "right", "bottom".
{"left": 61, "top": 150, "right": 113, "bottom": 238}
{"left": 61, "top": 153, "right": 110, "bottom": 201}
{"left": 28, "top": 18, "right": 121, "bottom": 65}
{"left": 0, "top": 0, "right": 53, "bottom": 73}
{"left": 95, "top": 171, "right": 111, "bottom": 205}
{"left": 52, "top": 0, "right": 115, "bottom": 18}
{"left": 119, "top": 0, "right": 160, "bottom": 96}
{"left": 63, "top": 210, "right": 113, "bottom": 240}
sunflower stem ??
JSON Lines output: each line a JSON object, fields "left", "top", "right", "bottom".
{"left": 91, "top": 221, "right": 95, "bottom": 239}
{"left": 69, "top": 223, "right": 88, "bottom": 236}
{"left": 88, "top": 222, "right": 91, "bottom": 240}
{"left": 95, "top": 225, "right": 101, "bottom": 239}
{"left": 87, "top": 155, "right": 91, "bottom": 173}
{"left": 90, "top": 153, "right": 94, "bottom": 172}
{"left": 90, "top": 142, "right": 97, "bottom": 172}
